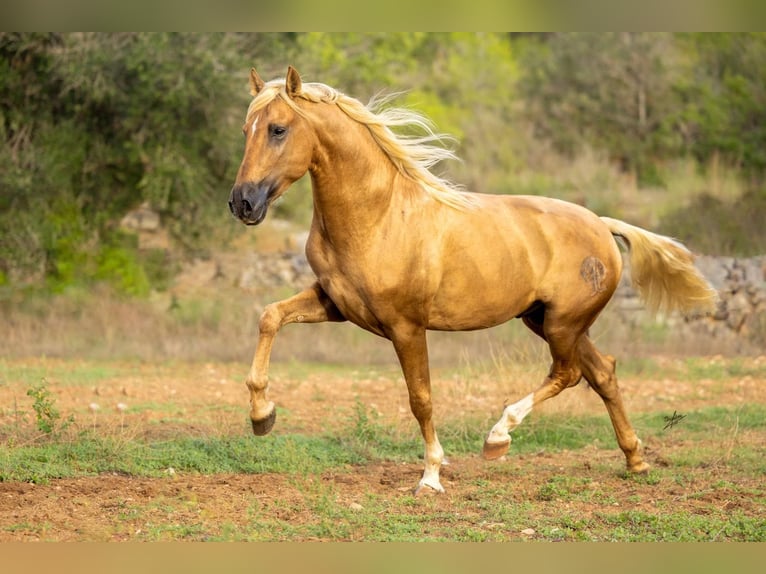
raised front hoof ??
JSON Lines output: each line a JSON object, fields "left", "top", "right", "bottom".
{"left": 482, "top": 438, "right": 511, "bottom": 461}
{"left": 628, "top": 461, "right": 651, "bottom": 474}
{"left": 250, "top": 408, "right": 277, "bottom": 436}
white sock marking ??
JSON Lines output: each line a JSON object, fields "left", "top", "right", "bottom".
{"left": 486, "top": 392, "right": 535, "bottom": 445}
{"left": 505, "top": 393, "right": 534, "bottom": 425}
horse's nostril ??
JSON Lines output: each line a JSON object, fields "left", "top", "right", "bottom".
{"left": 228, "top": 200, "right": 236, "bottom": 215}
{"left": 242, "top": 199, "right": 253, "bottom": 216}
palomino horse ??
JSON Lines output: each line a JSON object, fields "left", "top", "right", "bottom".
{"left": 228, "top": 66, "right": 718, "bottom": 494}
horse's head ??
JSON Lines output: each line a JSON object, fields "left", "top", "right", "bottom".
{"left": 228, "top": 66, "right": 315, "bottom": 225}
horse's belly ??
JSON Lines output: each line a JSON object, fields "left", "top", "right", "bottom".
{"left": 427, "top": 266, "right": 538, "bottom": 331}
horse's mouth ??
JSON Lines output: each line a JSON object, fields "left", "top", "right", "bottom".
{"left": 240, "top": 198, "right": 269, "bottom": 226}
{"left": 228, "top": 181, "right": 277, "bottom": 225}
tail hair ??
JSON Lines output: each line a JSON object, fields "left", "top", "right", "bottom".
{"left": 601, "top": 217, "right": 719, "bottom": 316}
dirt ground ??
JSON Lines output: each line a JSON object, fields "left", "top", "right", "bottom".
{"left": 1, "top": 356, "right": 764, "bottom": 541}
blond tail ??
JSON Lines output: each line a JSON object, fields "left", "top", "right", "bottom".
{"left": 601, "top": 217, "right": 719, "bottom": 316}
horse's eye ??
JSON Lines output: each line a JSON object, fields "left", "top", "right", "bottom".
{"left": 269, "top": 125, "right": 287, "bottom": 139}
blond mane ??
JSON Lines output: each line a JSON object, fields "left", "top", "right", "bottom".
{"left": 246, "top": 78, "right": 476, "bottom": 210}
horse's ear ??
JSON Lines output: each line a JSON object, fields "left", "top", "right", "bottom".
{"left": 250, "top": 68, "right": 265, "bottom": 96}
{"left": 285, "top": 66, "right": 302, "bottom": 98}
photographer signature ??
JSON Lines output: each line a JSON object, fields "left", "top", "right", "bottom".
{"left": 663, "top": 410, "right": 686, "bottom": 430}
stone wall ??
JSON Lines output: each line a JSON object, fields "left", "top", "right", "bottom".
{"left": 609, "top": 255, "right": 766, "bottom": 351}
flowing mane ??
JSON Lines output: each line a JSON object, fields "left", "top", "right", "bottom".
{"left": 246, "top": 78, "right": 476, "bottom": 210}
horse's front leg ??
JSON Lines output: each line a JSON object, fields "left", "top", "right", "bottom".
{"left": 247, "top": 282, "right": 345, "bottom": 435}
{"left": 389, "top": 324, "right": 445, "bottom": 495}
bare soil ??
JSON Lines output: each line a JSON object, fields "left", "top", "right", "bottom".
{"left": 1, "top": 356, "right": 764, "bottom": 541}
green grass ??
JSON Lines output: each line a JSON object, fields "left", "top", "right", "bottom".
{"left": 595, "top": 510, "right": 764, "bottom": 542}
{"left": 615, "top": 356, "right": 766, "bottom": 380}
{"left": 0, "top": 358, "right": 132, "bottom": 388}
{"left": 640, "top": 403, "right": 766, "bottom": 433}
{"left": 2, "top": 375, "right": 764, "bottom": 542}
{"left": 3, "top": 403, "right": 764, "bottom": 484}
{"left": 0, "top": 433, "right": 368, "bottom": 483}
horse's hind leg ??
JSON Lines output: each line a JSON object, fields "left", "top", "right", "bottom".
{"left": 246, "top": 282, "right": 345, "bottom": 435}
{"left": 483, "top": 314, "right": 584, "bottom": 460}
{"left": 578, "top": 336, "right": 650, "bottom": 473}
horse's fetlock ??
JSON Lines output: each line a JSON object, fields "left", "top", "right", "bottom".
{"left": 245, "top": 376, "right": 268, "bottom": 392}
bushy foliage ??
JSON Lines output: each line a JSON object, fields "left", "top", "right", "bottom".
{"left": 658, "top": 188, "right": 766, "bottom": 256}
{"left": 0, "top": 32, "right": 288, "bottom": 291}
{"left": 1, "top": 32, "right": 764, "bottom": 293}
{"left": 674, "top": 33, "right": 766, "bottom": 174}
{"left": 517, "top": 33, "right": 682, "bottom": 184}
{"left": 517, "top": 32, "right": 766, "bottom": 186}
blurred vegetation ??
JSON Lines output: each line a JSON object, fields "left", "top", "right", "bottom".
{"left": 1, "top": 32, "right": 765, "bottom": 296}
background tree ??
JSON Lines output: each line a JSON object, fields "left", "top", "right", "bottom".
{"left": 675, "top": 33, "right": 766, "bottom": 175}
{"left": 517, "top": 33, "right": 680, "bottom": 184}
{"left": 0, "top": 33, "right": 295, "bottom": 291}
{"left": 1, "top": 33, "right": 764, "bottom": 293}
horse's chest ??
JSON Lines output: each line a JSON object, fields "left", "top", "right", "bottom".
{"left": 322, "top": 273, "right": 387, "bottom": 336}
{"left": 307, "top": 246, "right": 387, "bottom": 335}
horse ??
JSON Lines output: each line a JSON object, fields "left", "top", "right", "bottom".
{"left": 228, "top": 66, "right": 718, "bottom": 494}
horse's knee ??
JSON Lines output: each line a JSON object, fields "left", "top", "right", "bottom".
{"left": 408, "top": 388, "right": 433, "bottom": 421}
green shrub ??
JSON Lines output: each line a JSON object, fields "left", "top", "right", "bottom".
{"left": 26, "top": 379, "right": 74, "bottom": 436}
{"left": 96, "top": 244, "right": 150, "bottom": 297}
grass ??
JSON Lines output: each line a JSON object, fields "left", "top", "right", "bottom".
{"left": 595, "top": 510, "right": 764, "bottom": 542}
{"left": 0, "top": 358, "right": 132, "bottom": 388}
{"left": 1, "top": 357, "right": 765, "bottom": 542}
{"left": 0, "top": 434, "right": 367, "bottom": 483}
{"left": 3, "top": 402, "right": 764, "bottom": 482}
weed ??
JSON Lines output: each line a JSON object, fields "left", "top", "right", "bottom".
{"left": 536, "top": 476, "right": 571, "bottom": 501}
{"left": 352, "top": 398, "right": 379, "bottom": 444}
{"left": 341, "top": 398, "right": 419, "bottom": 461}
{"left": 26, "top": 378, "right": 74, "bottom": 436}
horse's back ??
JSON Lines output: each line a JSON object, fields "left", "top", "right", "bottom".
{"left": 427, "top": 194, "right": 623, "bottom": 330}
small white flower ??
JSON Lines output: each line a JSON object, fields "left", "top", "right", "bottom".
{"left": 116, "top": 402, "right": 128, "bottom": 413}
{"left": 88, "top": 403, "right": 100, "bottom": 413}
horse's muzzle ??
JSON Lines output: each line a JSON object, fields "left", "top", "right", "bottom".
{"left": 228, "top": 181, "right": 273, "bottom": 225}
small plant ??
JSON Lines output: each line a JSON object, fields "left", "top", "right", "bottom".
{"left": 536, "top": 476, "right": 572, "bottom": 502}
{"left": 352, "top": 398, "right": 379, "bottom": 443}
{"left": 26, "top": 378, "right": 73, "bottom": 436}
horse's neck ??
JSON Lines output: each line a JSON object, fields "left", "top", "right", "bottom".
{"left": 308, "top": 122, "right": 413, "bottom": 246}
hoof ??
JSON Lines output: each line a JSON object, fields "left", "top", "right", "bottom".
{"left": 482, "top": 438, "right": 510, "bottom": 461}
{"left": 250, "top": 408, "right": 276, "bottom": 436}
{"left": 414, "top": 481, "right": 445, "bottom": 496}
{"left": 628, "top": 461, "right": 651, "bottom": 474}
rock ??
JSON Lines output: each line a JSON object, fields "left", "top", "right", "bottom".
{"left": 120, "top": 202, "right": 161, "bottom": 232}
{"left": 725, "top": 292, "right": 751, "bottom": 332}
